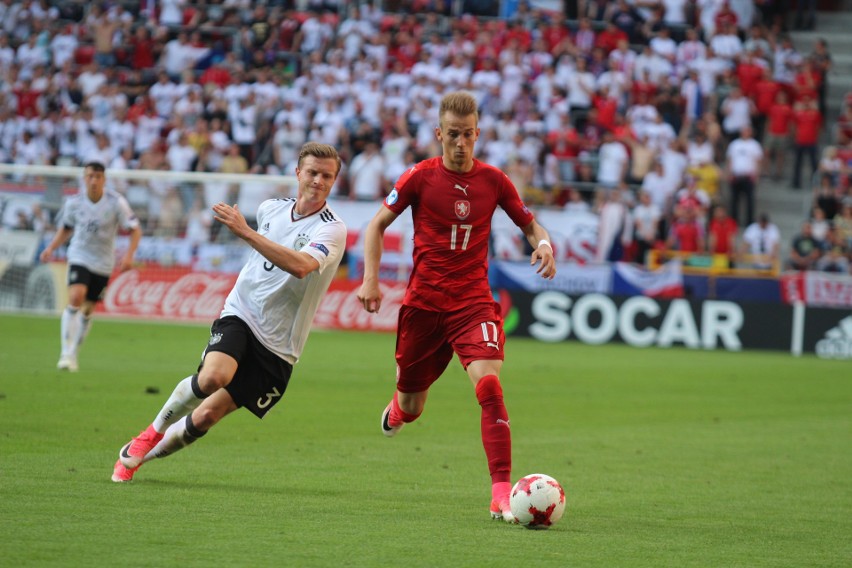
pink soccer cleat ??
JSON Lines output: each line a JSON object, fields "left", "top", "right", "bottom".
{"left": 490, "top": 496, "right": 516, "bottom": 523}
{"left": 111, "top": 459, "right": 137, "bottom": 483}
{"left": 380, "top": 403, "right": 404, "bottom": 438}
{"left": 118, "top": 425, "right": 163, "bottom": 470}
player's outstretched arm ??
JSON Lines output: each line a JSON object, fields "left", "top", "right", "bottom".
{"left": 39, "top": 226, "right": 74, "bottom": 263}
{"left": 118, "top": 225, "right": 143, "bottom": 272}
{"left": 213, "top": 202, "right": 320, "bottom": 278}
{"left": 521, "top": 220, "right": 557, "bottom": 279}
{"left": 357, "top": 206, "right": 398, "bottom": 313}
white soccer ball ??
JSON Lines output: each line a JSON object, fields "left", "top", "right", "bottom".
{"left": 510, "top": 473, "right": 566, "bottom": 530}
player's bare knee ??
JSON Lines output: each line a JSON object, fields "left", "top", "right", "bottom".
{"left": 190, "top": 406, "right": 219, "bottom": 431}
{"left": 398, "top": 391, "right": 426, "bottom": 418}
{"left": 196, "top": 368, "right": 231, "bottom": 392}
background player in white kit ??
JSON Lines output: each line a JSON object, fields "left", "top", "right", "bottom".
{"left": 112, "top": 142, "right": 347, "bottom": 483}
{"left": 39, "top": 161, "right": 142, "bottom": 372}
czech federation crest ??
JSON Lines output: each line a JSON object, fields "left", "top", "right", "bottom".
{"left": 293, "top": 232, "right": 310, "bottom": 250}
{"left": 455, "top": 200, "right": 471, "bottom": 220}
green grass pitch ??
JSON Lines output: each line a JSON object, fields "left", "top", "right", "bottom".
{"left": 0, "top": 313, "right": 850, "bottom": 567}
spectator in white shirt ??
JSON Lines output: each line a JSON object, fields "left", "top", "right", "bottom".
{"left": 158, "top": 0, "right": 186, "bottom": 27}
{"left": 709, "top": 23, "right": 744, "bottom": 61}
{"left": 597, "top": 130, "right": 630, "bottom": 187}
{"left": 229, "top": 95, "right": 258, "bottom": 163}
{"left": 720, "top": 86, "right": 754, "bottom": 138}
{"left": 633, "top": 190, "right": 662, "bottom": 264}
{"left": 649, "top": 27, "right": 678, "bottom": 63}
{"left": 642, "top": 160, "right": 677, "bottom": 216}
{"left": 49, "top": 24, "right": 78, "bottom": 68}
{"left": 76, "top": 63, "right": 107, "bottom": 98}
{"left": 566, "top": 56, "right": 596, "bottom": 128}
{"left": 740, "top": 213, "right": 780, "bottom": 269}
{"left": 15, "top": 34, "right": 47, "bottom": 72}
{"left": 348, "top": 141, "right": 385, "bottom": 201}
{"left": 726, "top": 125, "right": 763, "bottom": 227}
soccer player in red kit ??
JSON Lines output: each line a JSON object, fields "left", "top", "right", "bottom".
{"left": 357, "top": 91, "right": 557, "bottom": 523}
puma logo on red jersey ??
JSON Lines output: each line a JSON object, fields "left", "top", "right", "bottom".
{"left": 454, "top": 183, "right": 469, "bottom": 196}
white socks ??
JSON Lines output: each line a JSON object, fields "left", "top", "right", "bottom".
{"left": 60, "top": 307, "right": 92, "bottom": 358}
{"left": 152, "top": 375, "right": 207, "bottom": 433}
{"left": 60, "top": 306, "right": 80, "bottom": 357}
{"left": 143, "top": 415, "right": 206, "bottom": 464}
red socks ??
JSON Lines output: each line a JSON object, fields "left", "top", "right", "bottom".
{"left": 388, "top": 391, "right": 420, "bottom": 427}
{"left": 475, "top": 375, "right": 512, "bottom": 484}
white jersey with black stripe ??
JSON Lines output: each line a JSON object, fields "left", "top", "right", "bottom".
{"left": 57, "top": 189, "right": 140, "bottom": 276}
{"left": 220, "top": 198, "right": 347, "bottom": 364}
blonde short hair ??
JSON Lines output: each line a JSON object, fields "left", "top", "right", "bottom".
{"left": 298, "top": 142, "right": 342, "bottom": 176}
{"left": 439, "top": 91, "right": 479, "bottom": 127}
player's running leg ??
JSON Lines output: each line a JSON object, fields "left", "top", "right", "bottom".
{"left": 75, "top": 314, "right": 92, "bottom": 351}
{"left": 112, "top": 387, "right": 234, "bottom": 483}
{"left": 112, "top": 415, "right": 208, "bottom": 482}
{"left": 57, "top": 306, "right": 81, "bottom": 371}
{"left": 117, "top": 374, "right": 208, "bottom": 470}
{"left": 475, "top": 374, "right": 515, "bottom": 523}
{"left": 381, "top": 390, "right": 423, "bottom": 437}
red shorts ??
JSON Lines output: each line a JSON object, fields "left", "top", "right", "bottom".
{"left": 394, "top": 302, "right": 505, "bottom": 393}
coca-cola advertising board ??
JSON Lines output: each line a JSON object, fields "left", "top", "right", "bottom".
{"left": 313, "top": 279, "right": 405, "bottom": 332}
{"left": 98, "top": 268, "right": 237, "bottom": 321}
{"left": 97, "top": 267, "right": 405, "bottom": 332}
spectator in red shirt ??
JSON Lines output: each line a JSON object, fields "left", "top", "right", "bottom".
{"left": 708, "top": 204, "right": 738, "bottom": 266}
{"left": 199, "top": 62, "right": 232, "bottom": 89}
{"left": 714, "top": 1, "right": 739, "bottom": 31}
{"left": 752, "top": 67, "right": 781, "bottom": 141}
{"left": 793, "top": 58, "right": 821, "bottom": 103}
{"left": 764, "top": 90, "right": 793, "bottom": 179}
{"left": 630, "top": 69, "right": 658, "bottom": 106}
{"left": 541, "top": 19, "right": 570, "bottom": 54}
{"left": 595, "top": 22, "right": 628, "bottom": 55}
{"left": 792, "top": 95, "right": 822, "bottom": 188}
{"left": 836, "top": 104, "right": 852, "bottom": 145}
{"left": 736, "top": 52, "right": 766, "bottom": 100}
{"left": 129, "top": 26, "right": 157, "bottom": 73}
{"left": 13, "top": 78, "right": 41, "bottom": 117}
{"left": 546, "top": 115, "right": 582, "bottom": 180}
{"left": 593, "top": 87, "right": 619, "bottom": 131}
{"left": 666, "top": 204, "right": 706, "bottom": 253}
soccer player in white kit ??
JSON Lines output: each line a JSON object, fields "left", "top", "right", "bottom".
{"left": 112, "top": 142, "right": 347, "bottom": 482}
{"left": 39, "top": 162, "right": 142, "bottom": 372}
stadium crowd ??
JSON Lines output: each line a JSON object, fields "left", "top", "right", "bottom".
{"left": 0, "top": 0, "right": 851, "bottom": 274}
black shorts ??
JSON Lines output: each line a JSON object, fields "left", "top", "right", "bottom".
{"left": 67, "top": 264, "right": 110, "bottom": 302}
{"left": 200, "top": 316, "right": 293, "bottom": 419}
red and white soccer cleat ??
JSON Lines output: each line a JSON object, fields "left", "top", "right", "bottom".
{"left": 118, "top": 425, "right": 163, "bottom": 470}
{"left": 490, "top": 495, "right": 516, "bottom": 523}
{"left": 380, "top": 403, "right": 404, "bottom": 438}
{"left": 111, "top": 459, "right": 138, "bottom": 483}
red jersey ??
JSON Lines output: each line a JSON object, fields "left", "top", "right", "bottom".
{"left": 670, "top": 220, "right": 704, "bottom": 253}
{"left": 793, "top": 108, "right": 822, "bottom": 145}
{"left": 767, "top": 103, "right": 793, "bottom": 136}
{"left": 385, "top": 157, "right": 534, "bottom": 311}
{"left": 593, "top": 95, "right": 618, "bottom": 130}
{"left": 793, "top": 70, "right": 820, "bottom": 102}
{"left": 736, "top": 62, "right": 764, "bottom": 98}
{"left": 546, "top": 128, "right": 581, "bottom": 159}
{"left": 753, "top": 80, "right": 781, "bottom": 114}
{"left": 709, "top": 217, "right": 738, "bottom": 254}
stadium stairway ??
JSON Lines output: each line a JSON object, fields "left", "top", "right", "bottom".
{"left": 755, "top": 9, "right": 852, "bottom": 252}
